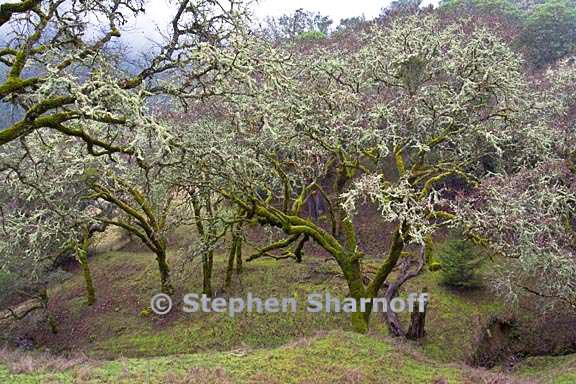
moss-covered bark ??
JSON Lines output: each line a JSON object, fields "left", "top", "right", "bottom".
{"left": 192, "top": 195, "right": 214, "bottom": 297}
{"left": 225, "top": 233, "right": 242, "bottom": 288}
{"left": 77, "top": 226, "right": 96, "bottom": 306}
{"left": 235, "top": 236, "right": 243, "bottom": 274}
{"left": 225, "top": 189, "right": 410, "bottom": 333}
{"left": 202, "top": 250, "right": 214, "bottom": 297}
{"left": 155, "top": 248, "right": 174, "bottom": 295}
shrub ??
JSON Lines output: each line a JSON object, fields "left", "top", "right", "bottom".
{"left": 296, "top": 31, "right": 326, "bottom": 41}
{"left": 438, "top": 239, "right": 485, "bottom": 289}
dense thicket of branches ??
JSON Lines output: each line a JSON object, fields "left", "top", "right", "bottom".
{"left": 0, "top": 0, "right": 575, "bottom": 338}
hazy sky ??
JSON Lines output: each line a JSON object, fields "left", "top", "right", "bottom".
{"left": 120, "top": 0, "right": 439, "bottom": 50}
{"left": 253, "top": 0, "right": 440, "bottom": 20}
{"left": 253, "top": 0, "right": 388, "bottom": 21}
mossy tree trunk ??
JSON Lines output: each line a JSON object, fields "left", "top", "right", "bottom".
{"left": 77, "top": 225, "right": 96, "bottom": 306}
{"left": 90, "top": 181, "right": 176, "bottom": 295}
{"left": 235, "top": 235, "right": 243, "bottom": 274}
{"left": 225, "top": 190, "right": 409, "bottom": 333}
{"left": 155, "top": 246, "right": 174, "bottom": 295}
{"left": 338, "top": 226, "right": 406, "bottom": 334}
{"left": 225, "top": 238, "right": 236, "bottom": 289}
{"left": 225, "top": 228, "right": 242, "bottom": 289}
{"left": 202, "top": 251, "right": 214, "bottom": 296}
{"left": 344, "top": 258, "right": 371, "bottom": 333}
{"left": 192, "top": 195, "right": 214, "bottom": 297}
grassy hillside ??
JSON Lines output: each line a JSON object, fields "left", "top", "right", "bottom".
{"left": 4, "top": 245, "right": 498, "bottom": 359}
{"left": 513, "top": 354, "right": 576, "bottom": 384}
{"left": 3, "top": 330, "right": 574, "bottom": 383}
{"left": 0, "top": 331, "right": 469, "bottom": 383}
{"left": 0, "top": 231, "right": 572, "bottom": 383}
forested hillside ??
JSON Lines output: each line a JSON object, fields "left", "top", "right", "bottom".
{"left": 1, "top": 0, "right": 575, "bottom": 383}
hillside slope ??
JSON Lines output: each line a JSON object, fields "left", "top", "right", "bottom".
{"left": 0, "top": 231, "right": 572, "bottom": 383}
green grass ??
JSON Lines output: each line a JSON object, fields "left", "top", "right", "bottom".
{"left": 406, "top": 271, "right": 502, "bottom": 362}
{"left": 90, "top": 255, "right": 352, "bottom": 358}
{"left": 40, "top": 241, "right": 502, "bottom": 362}
{"left": 513, "top": 353, "right": 576, "bottom": 384}
{"left": 1, "top": 331, "right": 465, "bottom": 383}
{"left": 3, "top": 235, "right": 571, "bottom": 383}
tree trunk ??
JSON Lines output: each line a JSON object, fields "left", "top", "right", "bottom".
{"left": 293, "top": 234, "right": 308, "bottom": 263}
{"left": 407, "top": 289, "right": 428, "bottom": 340}
{"left": 235, "top": 235, "right": 242, "bottom": 274}
{"left": 39, "top": 290, "right": 58, "bottom": 334}
{"left": 155, "top": 249, "right": 174, "bottom": 295}
{"left": 77, "top": 249, "right": 96, "bottom": 306}
{"left": 384, "top": 292, "right": 406, "bottom": 337}
{"left": 350, "top": 310, "right": 369, "bottom": 334}
{"left": 225, "top": 235, "right": 240, "bottom": 289}
{"left": 77, "top": 225, "right": 96, "bottom": 306}
{"left": 202, "top": 250, "right": 213, "bottom": 297}
{"left": 343, "top": 257, "right": 371, "bottom": 334}
{"left": 47, "top": 314, "right": 59, "bottom": 334}
{"left": 191, "top": 194, "right": 214, "bottom": 297}
{"left": 382, "top": 243, "right": 427, "bottom": 338}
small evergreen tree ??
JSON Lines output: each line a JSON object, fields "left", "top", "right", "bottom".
{"left": 438, "top": 239, "right": 485, "bottom": 289}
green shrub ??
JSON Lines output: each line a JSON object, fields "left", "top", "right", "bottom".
{"left": 438, "top": 239, "right": 485, "bottom": 289}
{"left": 296, "top": 30, "right": 326, "bottom": 41}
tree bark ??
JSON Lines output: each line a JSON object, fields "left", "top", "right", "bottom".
{"left": 77, "top": 247, "right": 96, "bottom": 306}
{"left": 350, "top": 309, "right": 369, "bottom": 333}
{"left": 384, "top": 293, "right": 406, "bottom": 337}
{"left": 202, "top": 250, "right": 213, "bottom": 297}
{"left": 293, "top": 234, "right": 308, "bottom": 263}
{"left": 39, "top": 289, "right": 58, "bottom": 334}
{"left": 407, "top": 289, "right": 428, "bottom": 340}
{"left": 155, "top": 248, "right": 174, "bottom": 295}
{"left": 224, "top": 235, "right": 238, "bottom": 288}
{"left": 192, "top": 194, "right": 215, "bottom": 297}
{"left": 235, "top": 235, "right": 242, "bottom": 274}
{"left": 342, "top": 256, "right": 371, "bottom": 333}
{"left": 77, "top": 225, "right": 96, "bottom": 306}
